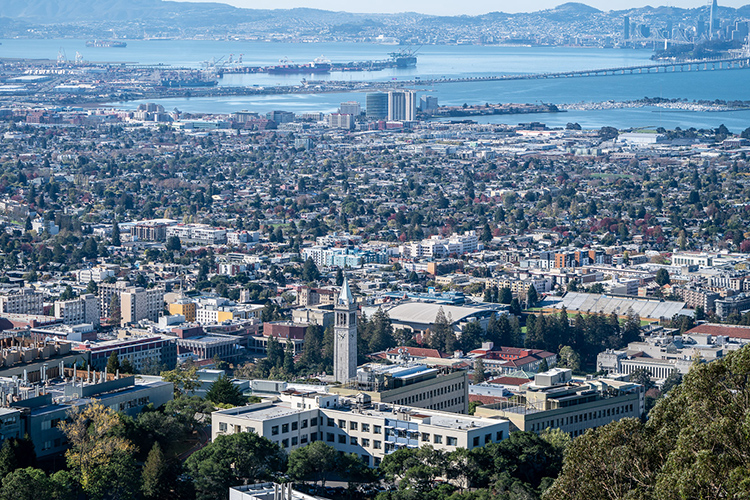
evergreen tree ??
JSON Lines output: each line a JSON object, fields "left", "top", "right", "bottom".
{"left": 509, "top": 298, "right": 522, "bottom": 316}
{"left": 368, "top": 307, "right": 395, "bottom": 353}
{"left": 111, "top": 221, "right": 121, "bottom": 247}
{"left": 0, "top": 440, "right": 17, "bottom": 479}
{"left": 106, "top": 352, "right": 120, "bottom": 374}
{"left": 109, "top": 294, "right": 121, "bottom": 326}
{"left": 526, "top": 285, "right": 539, "bottom": 307}
{"left": 266, "top": 336, "right": 283, "bottom": 369}
{"left": 300, "top": 324, "right": 323, "bottom": 368}
{"left": 141, "top": 442, "right": 170, "bottom": 500}
{"left": 283, "top": 340, "right": 296, "bottom": 375}
{"left": 335, "top": 268, "right": 344, "bottom": 286}
{"left": 301, "top": 257, "right": 320, "bottom": 282}
{"left": 499, "top": 287, "right": 513, "bottom": 304}
{"left": 473, "top": 358, "right": 486, "bottom": 384}
{"left": 205, "top": 375, "right": 247, "bottom": 406}
{"left": 85, "top": 280, "right": 98, "bottom": 295}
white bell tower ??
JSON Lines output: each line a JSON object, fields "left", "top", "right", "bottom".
{"left": 334, "top": 277, "right": 357, "bottom": 384}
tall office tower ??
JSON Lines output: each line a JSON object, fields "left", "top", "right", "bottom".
{"left": 623, "top": 16, "right": 630, "bottom": 40}
{"left": 709, "top": 0, "right": 719, "bottom": 39}
{"left": 339, "top": 101, "right": 361, "bottom": 116}
{"left": 387, "top": 90, "right": 417, "bottom": 121}
{"left": 333, "top": 278, "right": 357, "bottom": 384}
{"left": 366, "top": 92, "right": 388, "bottom": 119}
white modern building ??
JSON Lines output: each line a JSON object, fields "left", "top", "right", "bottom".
{"left": 212, "top": 392, "right": 510, "bottom": 467}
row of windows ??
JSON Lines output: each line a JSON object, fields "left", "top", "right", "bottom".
{"left": 326, "top": 432, "right": 382, "bottom": 449}
{"left": 529, "top": 403, "right": 636, "bottom": 432}
{"left": 270, "top": 417, "right": 319, "bottom": 436}
{"left": 327, "top": 418, "right": 381, "bottom": 434}
{"left": 278, "top": 433, "right": 317, "bottom": 449}
{"left": 390, "top": 385, "right": 464, "bottom": 407}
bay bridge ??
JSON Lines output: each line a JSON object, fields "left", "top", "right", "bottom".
{"left": 404, "top": 55, "right": 750, "bottom": 86}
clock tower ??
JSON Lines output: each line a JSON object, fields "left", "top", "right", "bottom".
{"left": 334, "top": 277, "right": 357, "bottom": 384}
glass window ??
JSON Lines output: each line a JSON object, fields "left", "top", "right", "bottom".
{"left": 496, "top": 431, "right": 503, "bottom": 441}
{"left": 373, "top": 440, "right": 381, "bottom": 449}
{"left": 362, "top": 438, "right": 370, "bottom": 447}
{"left": 301, "top": 435, "right": 308, "bottom": 444}
{"left": 301, "top": 420, "right": 308, "bottom": 429}
{"left": 338, "top": 420, "right": 346, "bottom": 429}
{"left": 281, "top": 439, "right": 289, "bottom": 448}
{"left": 282, "top": 423, "right": 289, "bottom": 433}
{"left": 350, "top": 437, "right": 358, "bottom": 445}
{"left": 311, "top": 433, "right": 318, "bottom": 442}
{"left": 291, "top": 437, "right": 298, "bottom": 446}
{"left": 327, "top": 418, "right": 335, "bottom": 427}
{"left": 219, "top": 422, "right": 227, "bottom": 432}
{"left": 422, "top": 433, "right": 430, "bottom": 442}
{"left": 485, "top": 434, "right": 492, "bottom": 444}
{"left": 292, "top": 422, "right": 298, "bottom": 431}
{"left": 326, "top": 433, "right": 334, "bottom": 442}
{"left": 447, "top": 436, "right": 457, "bottom": 446}
{"left": 434, "top": 435, "right": 442, "bottom": 444}
{"left": 472, "top": 436, "right": 480, "bottom": 447}
{"left": 362, "top": 423, "right": 370, "bottom": 432}
{"left": 374, "top": 425, "right": 382, "bottom": 434}
{"left": 311, "top": 417, "right": 318, "bottom": 426}
{"left": 338, "top": 434, "right": 346, "bottom": 444}
{"left": 272, "top": 425, "right": 279, "bottom": 436}
{"left": 350, "top": 421, "right": 358, "bottom": 430}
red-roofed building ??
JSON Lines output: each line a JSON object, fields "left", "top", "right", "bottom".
{"left": 470, "top": 342, "right": 557, "bottom": 374}
{"left": 385, "top": 346, "right": 448, "bottom": 362}
{"left": 685, "top": 323, "right": 750, "bottom": 341}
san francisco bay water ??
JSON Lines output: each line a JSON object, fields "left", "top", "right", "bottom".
{"left": 2, "top": 38, "right": 749, "bottom": 129}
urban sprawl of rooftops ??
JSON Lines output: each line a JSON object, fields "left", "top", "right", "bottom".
{"left": 1, "top": 90, "right": 750, "bottom": 495}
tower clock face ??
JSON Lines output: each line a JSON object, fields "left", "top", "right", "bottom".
{"left": 337, "top": 331, "right": 347, "bottom": 340}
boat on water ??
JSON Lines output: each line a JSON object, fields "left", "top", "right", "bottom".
{"left": 86, "top": 40, "right": 127, "bottom": 48}
{"left": 266, "top": 56, "right": 332, "bottom": 74}
{"left": 388, "top": 48, "right": 418, "bottom": 67}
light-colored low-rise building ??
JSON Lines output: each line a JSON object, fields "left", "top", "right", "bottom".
{"left": 212, "top": 392, "right": 509, "bottom": 467}
{"left": 475, "top": 368, "right": 644, "bottom": 438}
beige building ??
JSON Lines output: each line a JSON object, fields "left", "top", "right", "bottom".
{"left": 330, "top": 364, "right": 469, "bottom": 414}
{"left": 100, "top": 281, "right": 164, "bottom": 327}
{"left": 0, "top": 288, "right": 43, "bottom": 315}
{"left": 54, "top": 294, "right": 100, "bottom": 326}
{"left": 475, "top": 368, "right": 644, "bottom": 438}
{"left": 212, "top": 392, "right": 509, "bottom": 467}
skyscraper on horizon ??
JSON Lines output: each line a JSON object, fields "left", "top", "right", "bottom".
{"left": 623, "top": 16, "right": 630, "bottom": 41}
{"left": 709, "top": 0, "right": 719, "bottom": 40}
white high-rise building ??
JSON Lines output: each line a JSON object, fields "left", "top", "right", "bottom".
{"left": 334, "top": 278, "right": 357, "bottom": 384}
{"left": 387, "top": 90, "right": 417, "bottom": 121}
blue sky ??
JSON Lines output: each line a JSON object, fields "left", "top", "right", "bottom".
{"left": 176, "top": 0, "right": 748, "bottom": 16}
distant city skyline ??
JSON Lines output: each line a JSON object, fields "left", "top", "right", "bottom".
{"left": 176, "top": 0, "right": 748, "bottom": 16}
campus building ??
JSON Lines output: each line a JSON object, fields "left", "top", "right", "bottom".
{"left": 212, "top": 392, "right": 509, "bottom": 467}
{"left": 475, "top": 368, "right": 644, "bottom": 437}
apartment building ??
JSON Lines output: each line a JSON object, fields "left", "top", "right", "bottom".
{"left": 0, "top": 288, "right": 43, "bottom": 315}
{"left": 475, "top": 368, "right": 644, "bottom": 437}
{"left": 99, "top": 281, "right": 164, "bottom": 326}
{"left": 166, "top": 224, "right": 227, "bottom": 245}
{"left": 54, "top": 294, "right": 100, "bottom": 326}
{"left": 212, "top": 392, "right": 509, "bottom": 467}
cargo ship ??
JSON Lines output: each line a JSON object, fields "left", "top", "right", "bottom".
{"left": 266, "top": 57, "right": 332, "bottom": 74}
{"left": 388, "top": 49, "right": 418, "bottom": 67}
{"left": 86, "top": 40, "right": 127, "bottom": 48}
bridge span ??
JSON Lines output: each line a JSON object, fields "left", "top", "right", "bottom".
{"left": 404, "top": 56, "right": 750, "bottom": 86}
